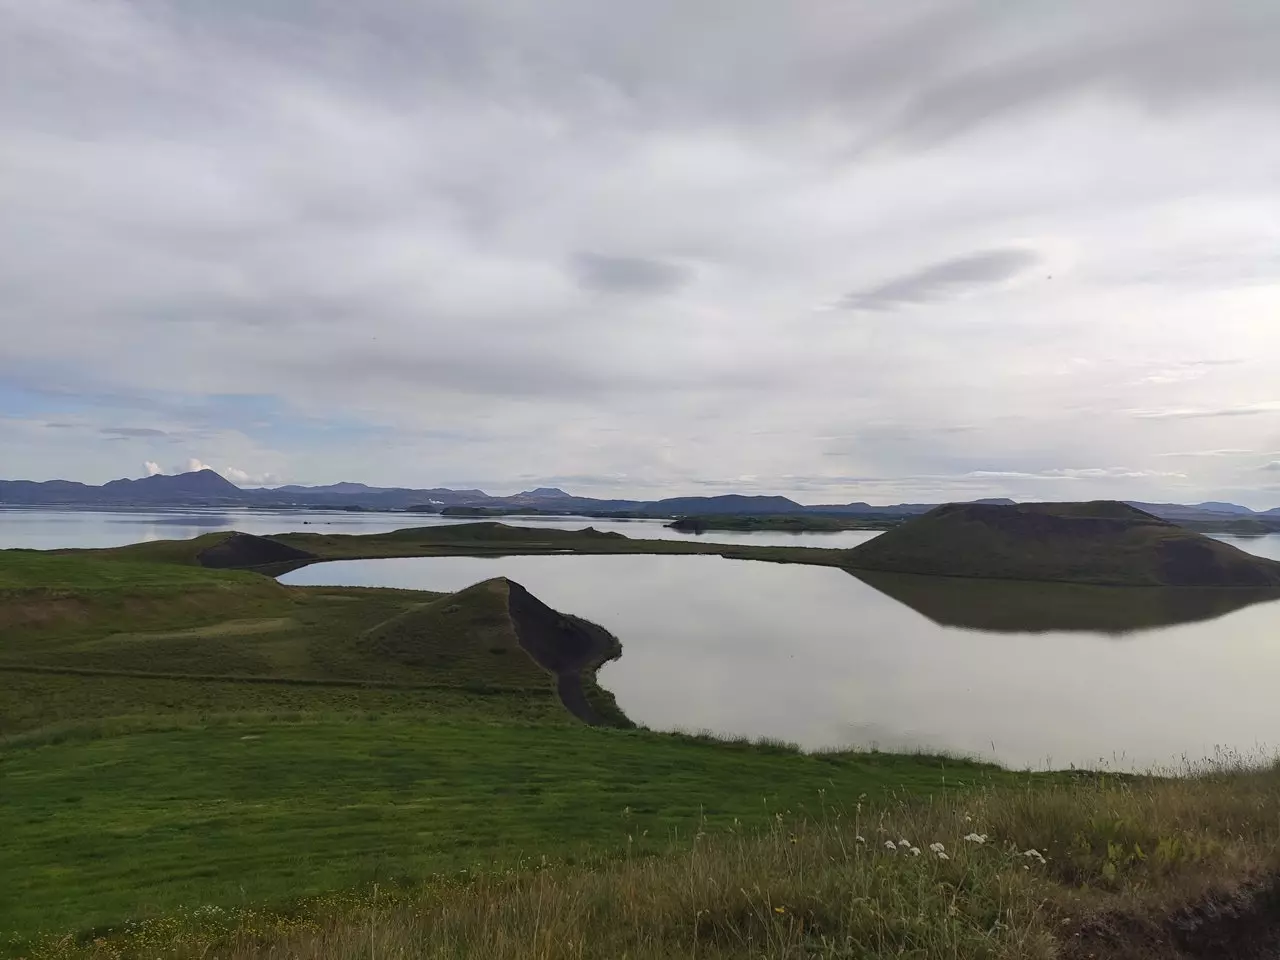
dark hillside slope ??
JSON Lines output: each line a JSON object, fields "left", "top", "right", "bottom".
{"left": 197, "top": 532, "right": 317, "bottom": 569}
{"left": 360, "top": 578, "right": 626, "bottom": 725}
{"left": 844, "top": 500, "right": 1280, "bottom": 586}
{"left": 67, "top": 531, "right": 317, "bottom": 571}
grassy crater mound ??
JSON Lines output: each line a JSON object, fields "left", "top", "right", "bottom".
{"left": 845, "top": 501, "right": 1280, "bottom": 587}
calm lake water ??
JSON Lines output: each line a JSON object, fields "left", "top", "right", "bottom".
{"left": 0, "top": 508, "right": 882, "bottom": 550}
{"left": 280, "top": 551, "right": 1280, "bottom": 772}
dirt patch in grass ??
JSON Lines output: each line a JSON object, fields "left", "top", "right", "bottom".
{"left": 0, "top": 594, "right": 92, "bottom": 630}
{"left": 1064, "top": 873, "right": 1280, "bottom": 959}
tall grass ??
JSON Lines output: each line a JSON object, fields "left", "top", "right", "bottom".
{"left": 22, "top": 761, "right": 1280, "bottom": 960}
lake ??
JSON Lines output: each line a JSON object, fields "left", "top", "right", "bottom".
{"left": 0, "top": 507, "right": 883, "bottom": 550}
{"left": 280, "top": 551, "right": 1280, "bottom": 772}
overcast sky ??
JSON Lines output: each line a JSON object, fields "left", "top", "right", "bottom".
{"left": 2, "top": 1, "right": 1279, "bottom": 504}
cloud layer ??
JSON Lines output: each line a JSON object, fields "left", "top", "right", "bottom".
{"left": 2, "top": 1, "right": 1279, "bottom": 504}
{"left": 841, "top": 248, "right": 1040, "bottom": 311}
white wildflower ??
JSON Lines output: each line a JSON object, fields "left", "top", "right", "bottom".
{"left": 908, "top": 846, "right": 921, "bottom": 857}
{"left": 936, "top": 850, "right": 950, "bottom": 860}
{"left": 855, "top": 835, "right": 866, "bottom": 844}
{"left": 899, "top": 838, "right": 910, "bottom": 847}
{"left": 884, "top": 840, "right": 897, "bottom": 851}
{"left": 963, "top": 833, "right": 988, "bottom": 844}
{"left": 929, "top": 842, "right": 946, "bottom": 854}
{"left": 1022, "top": 849, "right": 1046, "bottom": 864}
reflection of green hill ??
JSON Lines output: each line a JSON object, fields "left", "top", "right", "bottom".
{"left": 850, "top": 569, "right": 1280, "bottom": 635}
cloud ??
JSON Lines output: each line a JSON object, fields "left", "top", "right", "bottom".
{"left": 144, "top": 461, "right": 162, "bottom": 476}
{"left": 1262, "top": 462, "right": 1280, "bottom": 472}
{"left": 1129, "top": 402, "right": 1280, "bottom": 420}
{"left": 102, "top": 426, "right": 167, "bottom": 438}
{"left": 1157, "top": 449, "right": 1255, "bottom": 457}
{"left": 572, "top": 254, "right": 690, "bottom": 295}
{"left": 840, "top": 248, "right": 1040, "bottom": 311}
{"left": 875, "top": 4, "right": 1280, "bottom": 147}
{"left": 185, "top": 458, "right": 212, "bottom": 473}
{"left": 963, "top": 467, "right": 1185, "bottom": 481}
{"left": 223, "top": 466, "right": 280, "bottom": 486}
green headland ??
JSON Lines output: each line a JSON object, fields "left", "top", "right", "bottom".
{"left": 666, "top": 514, "right": 898, "bottom": 533}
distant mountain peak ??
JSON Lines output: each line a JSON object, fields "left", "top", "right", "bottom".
{"left": 142, "top": 469, "right": 241, "bottom": 492}
{"left": 517, "top": 487, "right": 571, "bottom": 499}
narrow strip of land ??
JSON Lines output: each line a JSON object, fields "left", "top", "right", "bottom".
{"left": 69, "top": 522, "right": 855, "bottom": 574}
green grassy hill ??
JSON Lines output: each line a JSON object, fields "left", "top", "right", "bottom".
{"left": 667, "top": 514, "right": 895, "bottom": 533}
{"left": 845, "top": 500, "right": 1280, "bottom": 586}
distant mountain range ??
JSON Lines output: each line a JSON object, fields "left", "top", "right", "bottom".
{"left": 1, "top": 470, "right": 1277, "bottom": 527}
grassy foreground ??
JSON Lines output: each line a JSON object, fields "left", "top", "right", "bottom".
{"left": 2, "top": 715, "right": 1003, "bottom": 940}
{"left": 17, "top": 761, "right": 1280, "bottom": 960}
{"left": 2, "top": 548, "right": 1009, "bottom": 950}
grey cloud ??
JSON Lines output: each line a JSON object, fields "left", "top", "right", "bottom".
{"left": 78, "top": 2, "right": 1279, "bottom": 142}
{"left": 1157, "top": 449, "right": 1255, "bottom": 457}
{"left": 964, "top": 467, "right": 1184, "bottom": 480}
{"left": 572, "top": 254, "right": 690, "bottom": 295}
{"left": 1262, "top": 462, "right": 1280, "bottom": 472}
{"left": 279, "top": 334, "right": 788, "bottom": 403}
{"left": 1130, "top": 403, "right": 1280, "bottom": 420}
{"left": 101, "top": 427, "right": 169, "bottom": 438}
{"left": 874, "top": 4, "right": 1280, "bottom": 146}
{"left": 841, "top": 248, "right": 1039, "bottom": 311}
{"left": 783, "top": 467, "right": 1173, "bottom": 485}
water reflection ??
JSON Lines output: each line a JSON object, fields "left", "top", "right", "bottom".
{"left": 850, "top": 570, "right": 1280, "bottom": 635}
{"left": 281, "top": 553, "right": 1280, "bottom": 769}
{"left": 120, "top": 514, "right": 236, "bottom": 527}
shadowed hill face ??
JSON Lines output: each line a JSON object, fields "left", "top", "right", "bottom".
{"left": 359, "top": 577, "right": 624, "bottom": 725}
{"left": 197, "top": 532, "right": 316, "bottom": 569}
{"left": 845, "top": 501, "right": 1280, "bottom": 587}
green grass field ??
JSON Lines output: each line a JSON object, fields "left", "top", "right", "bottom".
{"left": 2, "top": 716, "right": 1004, "bottom": 938}
{"left": 0, "top": 547, "right": 1008, "bottom": 947}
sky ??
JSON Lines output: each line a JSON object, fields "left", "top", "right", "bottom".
{"left": 2, "top": 1, "right": 1279, "bottom": 505}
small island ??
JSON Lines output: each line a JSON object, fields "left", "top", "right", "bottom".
{"left": 666, "top": 514, "right": 900, "bottom": 534}
{"left": 844, "top": 500, "right": 1280, "bottom": 587}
